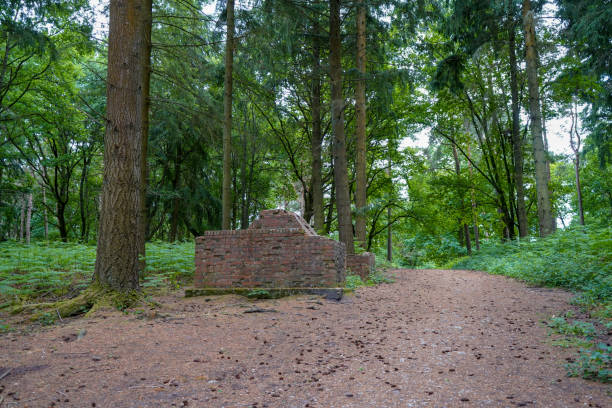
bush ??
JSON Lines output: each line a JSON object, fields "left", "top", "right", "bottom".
{"left": 453, "top": 226, "right": 612, "bottom": 302}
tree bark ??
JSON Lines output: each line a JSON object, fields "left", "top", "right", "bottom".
{"left": 140, "top": 0, "right": 152, "bottom": 275}
{"left": 508, "top": 26, "right": 528, "bottom": 237}
{"left": 354, "top": 0, "right": 367, "bottom": 248}
{"left": 522, "top": 0, "right": 554, "bottom": 236}
{"left": 19, "top": 196, "right": 24, "bottom": 242}
{"left": 386, "top": 154, "right": 392, "bottom": 262}
{"left": 329, "top": 0, "right": 354, "bottom": 254}
{"left": 570, "top": 101, "right": 585, "bottom": 225}
{"left": 25, "top": 193, "right": 32, "bottom": 244}
{"left": 311, "top": 22, "right": 324, "bottom": 233}
{"left": 57, "top": 201, "right": 68, "bottom": 242}
{"left": 468, "top": 145, "right": 480, "bottom": 250}
{"left": 42, "top": 185, "right": 48, "bottom": 240}
{"left": 452, "top": 144, "right": 471, "bottom": 254}
{"left": 222, "top": 0, "right": 235, "bottom": 230}
{"left": 94, "top": 0, "right": 152, "bottom": 291}
{"left": 79, "top": 155, "right": 90, "bottom": 241}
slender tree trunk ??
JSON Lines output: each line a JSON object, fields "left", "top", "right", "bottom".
{"left": 386, "top": 154, "right": 392, "bottom": 262}
{"left": 42, "top": 185, "right": 48, "bottom": 240}
{"left": 94, "top": 0, "right": 152, "bottom": 290}
{"left": 354, "top": 0, "right": 367, "bottom": 248}
{"left": 508, "top": 27, "right": 528, "bottom": 237}
{"left": 570, "top": 101, "right": 585, "bottom": 226}
{"left": 324, "top": 164, "right": 335, "bottom": 235}
{"left": 468, "top": 144, "right": 480, "bottom": 250}
{"left": 311, "top": 23, "right": 324, "bottom": 232}
{"left": 239, "top": 130, "right": 249, "bottom": 229}
{"left": 222, "top": 0, "right": 235, "bottom": 230}
{"left": 452, "top": 144, "right": 471, "bottom": 254}
{"left": 57, "top": 201, "right": 68, "bottom": 242}
{"left": 329, "top": 0, "right": 354, "bottom": 254}
{"left": 522, "top": 0, "right": 554, "bottom": 236}
{"left": 25, "top": 193, "right": 32, "bottom": 244}
{"left": 19, "top": 196, "right": 25, "bottom": 242}
{"left": 574, "top": 154, "right": 584, "bottom": 225}
{"left": 79, "top": 156, "right": 89, "bottom": 241}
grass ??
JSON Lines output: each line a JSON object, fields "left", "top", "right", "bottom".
{"left": 453, "top": 226, "right": 612, "bottom": 383}
{"left": 0, "top": 240, "right": 195, "bottom": 307}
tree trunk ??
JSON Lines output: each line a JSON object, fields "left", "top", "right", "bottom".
{"left": 79, "top": 156, "right": 90, "bottom": 241}
{"left": 140, "top": 0, "right": 152, "bottom": 275}
{"left": 57, "top": 201, "right": 68, "bottom": 242}
{"left": 42, "top": 186, "right": 48, "bottom": 240}
{"left": 452, "top": 144, "right": 471, "bottom": 254}
{"left": 468, "top": 145, "right": 480, "bottom": 250}
{"left": 311, "top": 22, "right": 324, "bottom": 232}
{"left": 324, "top": 164, "right": 335, "bottom": 235}
{"left": 508, "top": 26, "right": 528, "bottom": 237}
{"left": 329, "top": 0, "right": 354, "bottom": 254}
{"left": 94, "top": 0, "right": 152, "bottom": 291}
{"left": 221, "top": 0, "right": 235, "bottom": 230}
{"left": 574, "top": 154, "right": 584, "bottom": 225}
{"left": 239, "top": 130, "right": 248, "bottom": 229}
{"left": 386, "top": 154, "right": 392, "bottom": 262}
{"left": 354, "top": 0, "right": 367, "bottom": 248}
{"left": 522, "top": 0, "right": 554, "bottom": 236}
{"left": 570, "top": 101, "right": 585, "bottom": 226}
{"left": 19, "top": 196, "right": 24, "bottom": 242}
{"left": 25, "top": 193, "right": 32, "bottom": 244}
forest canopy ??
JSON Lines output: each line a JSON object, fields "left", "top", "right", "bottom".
{"left": 1, "top": 0, "right": 610, "bottom": 269}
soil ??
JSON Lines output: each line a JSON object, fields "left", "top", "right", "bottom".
{"left": 0, "top": 269, "right": 610, "bottom": 408}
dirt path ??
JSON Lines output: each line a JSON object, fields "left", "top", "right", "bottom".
{"left": 1, "top": 269, "right": 610, "bottom": 408}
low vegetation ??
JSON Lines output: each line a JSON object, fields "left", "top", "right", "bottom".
{"left": 0, "top": 241, "right": 195, "bottom": 309}
{"left": 451, "top": 226, "right": 611, "bottom": 383}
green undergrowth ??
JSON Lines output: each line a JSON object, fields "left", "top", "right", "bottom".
{"left": 453, "top": 226, "right": 611, "bottom": 383}
{"left": 453, "top": 226, "right": 612, "bottom": 303}
{"left": 345, "top": 270, "right": 395, "bottom": 290}
{"left": 0, "top": 241, "right": 195, "bottom": 309}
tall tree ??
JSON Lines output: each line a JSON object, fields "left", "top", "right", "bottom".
{"left": 354, "top": 0, "right": 367, "bottom": 248}
{"left": 311, "top": 19, "right": 325, "bottom": 232}
{"left": 329, "top": 0, "right": 354, "bottom": 254}
{"left": 222, "top": 0, "right": 235, "bottom": 230}
{"left": 507, "top": 13, "right": 528, "bottom": 237}
{"left": 569, "top": 100, "right": 584, "bottom": 225}
{"left": 94, "top": 0, "right": 152, "bottom": 290}
{"left": 522, "top": 0, "right": 554, "bottom": 236}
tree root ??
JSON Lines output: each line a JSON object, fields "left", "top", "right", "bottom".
{"left": 10, "top": 285, "right": 144, "bottom": 322}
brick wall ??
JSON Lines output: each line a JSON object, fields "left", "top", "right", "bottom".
{"left": 346, "top": 252, "right": 376, "bottom": 280}
{"left": 194, "top": 210, "right": 346, "bottom": 288}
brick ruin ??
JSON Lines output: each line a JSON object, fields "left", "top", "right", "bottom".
{"left": 193, "top": 209, "right": 375, "bottom": 291}
{"left": 346, "top": 252, "right": 376, "bottom": 280}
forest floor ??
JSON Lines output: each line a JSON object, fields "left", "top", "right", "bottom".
{"left": 0, "top": 269, "right": 610, "bottom": 408}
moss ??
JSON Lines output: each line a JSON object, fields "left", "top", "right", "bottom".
{"left": 11, "top": 284, "right": 145, "bottom": 322}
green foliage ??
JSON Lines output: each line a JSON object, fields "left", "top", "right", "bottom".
{"left": 366, "top": 271, "right": 395, "bottom": 286}
{"left": 0, "top": 241, "right": 196, "bottom": 304}
{"left": 345, "top": 275, "right": 365, "bottom": 290}
{"left": 400, "top": 233, "right": 467, "bottom": 268}
{"left": 453, "top": 226, "right": 612, "bottom": 302}
{"left": 566, "top": 343, "right": 612, "bottom": 383}
{"left": 548, "top": 316, "right": 597, "bottom": 338}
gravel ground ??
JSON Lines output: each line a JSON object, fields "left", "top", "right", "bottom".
{"left": 0, "top": 269, "right": 610, "bottom": 407}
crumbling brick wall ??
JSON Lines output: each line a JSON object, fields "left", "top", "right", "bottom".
{"left": 195, "top": 210, "right": 346, "bottom": 288}
{"left": 346, "top": 252, "right": 376, "bottom": 280}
